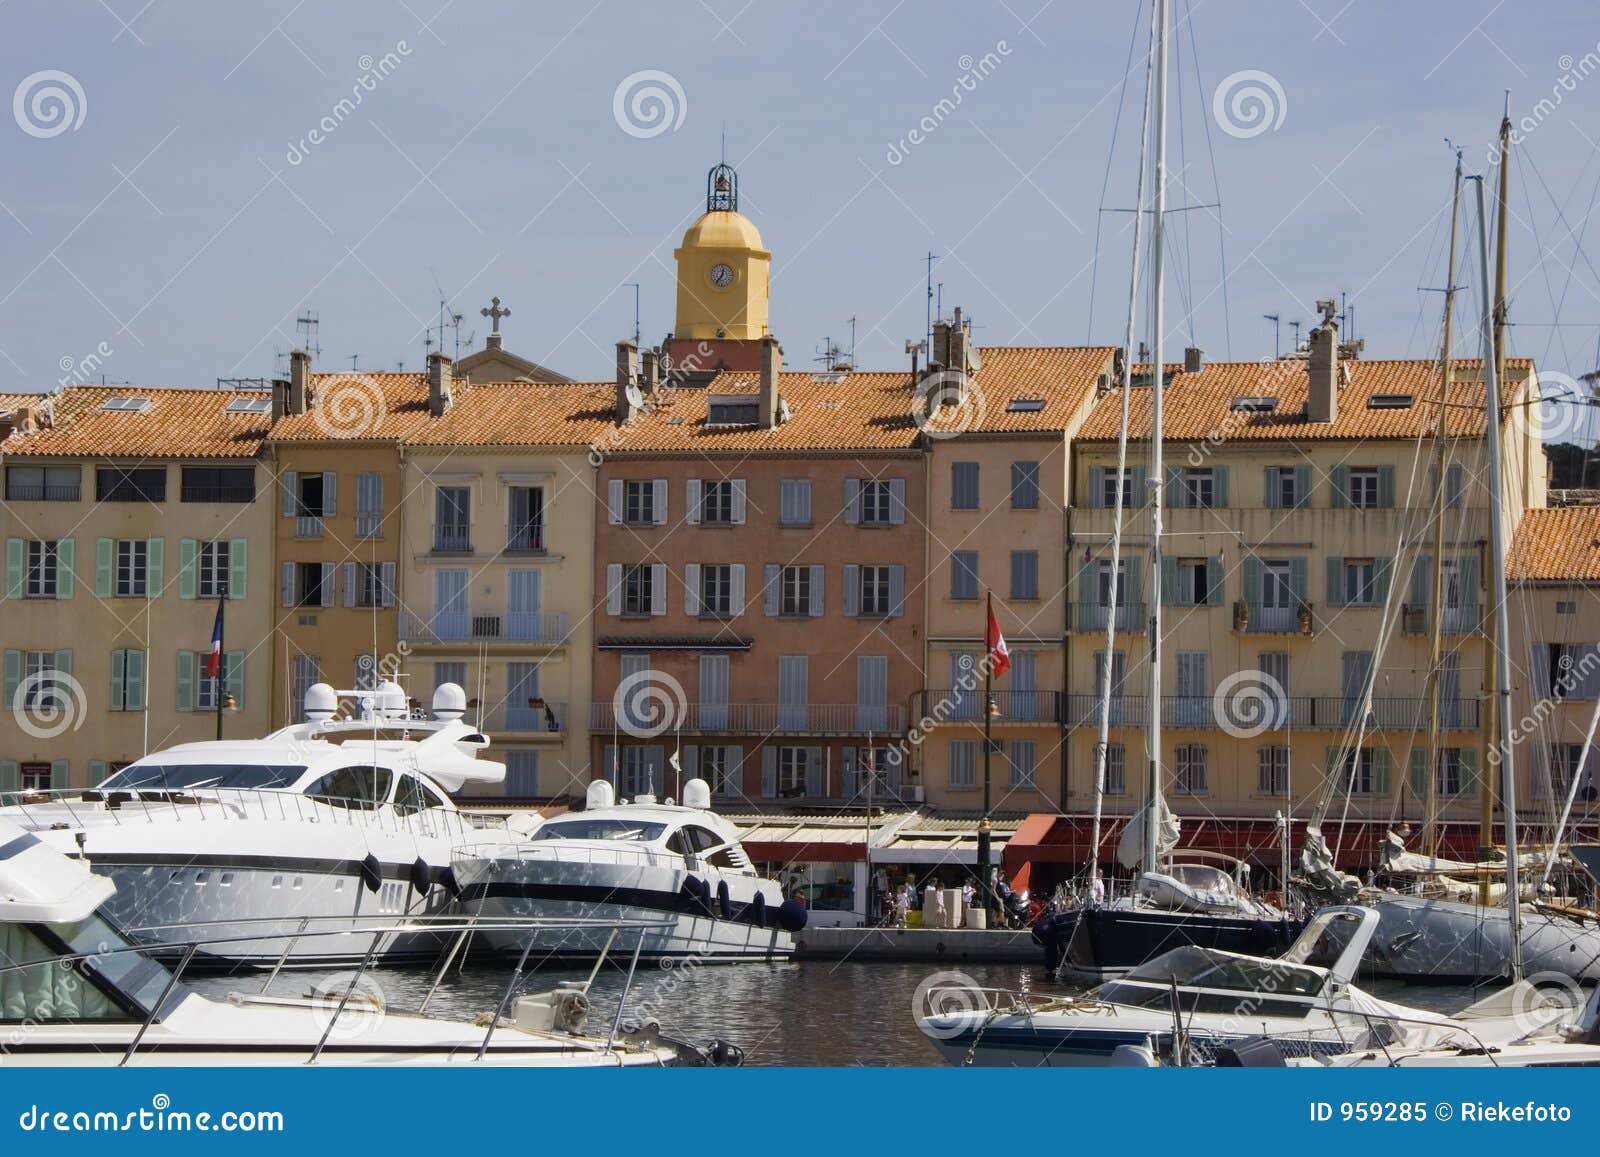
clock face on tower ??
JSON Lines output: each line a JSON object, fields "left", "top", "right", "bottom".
{"left": 709, "top": 263, "right": 735, "bottom": 288}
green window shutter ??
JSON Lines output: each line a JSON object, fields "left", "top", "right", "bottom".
{"left": 111, "top": 649, "right": 127, "bottom": 711}
{"left": 1409, "top": 747, "right": 1427, "bottom": 798}
{"left": 1373, "top": 748, "right": 1392, "bottom": 797}
{"left": 49, "top": 759, "right": 68, "bottom": 789}
{"left": 1289, "top": 557, "right": 1308, "bottom": 603}
{"left": 53, "top": 649, "right": 72, "bottom": 679}
{"left": 2, "top": 650, "right": 19, "bottom": 708}
{"left": 1374, "top": 557, "right": 1393, "bottom": 603}
{"left": 1294, "top": 466, "right": 1311, "bottom": 508}
{"left": 1378, "top": 466, "right": 1396, "bottom": 508}
{"left": 226, "top": 650, "right": 245, "bottom": 709}
{"left": 1160, "top": 555, "right": 1178, "bottom": 605}
{"left": 1123, "top": 561, "right": 1142, "bottom": 611}
{"left": 1326, "top": 557, "right": 1345, "bottom": 607}
{"left": 1330, "top": 466, "right": 1350, "bottom": 508}
{"left": 1263, "top": 467, "right": 1278, "bottom": 508}
{"left": 178, "top": 538, "right": 197, "bottom": 599}
{"left": 1242, "top": 555, "right": 1261, "bottom": 605}
{"left": 229, "top": 539, "right": 248, "bottom": 599}
{"left": 176, "top": 650, "right": 196, "bottom": 712}
{"left": 5, "top": 538, "right": 23, "bottom": 599}
{"left": 89, "top": 760, "right": 108, "bottom": 786}
{"left": 126, "top": 649, "right": 146, "bottom": 711}
{"left": 1206, "top": 556, "right": 1225, "bottom": 606}
{"left": 95, "top": 537, "right": 115, "bottom": 597}
{"left": 146, "top": 537, "right": 164, "bottom": 594}
{"left": 0, "top": 760, "right": 17, "bottom": 792}
{"left": 55, "top": 537, "right": 74, "bottom": 598}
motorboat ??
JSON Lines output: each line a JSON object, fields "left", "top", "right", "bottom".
{"left": 0, "top": 681, "right": 512, "bottom": 969}
{"left": 454, "top": 778, "right": 803, "bottom": 963}
{"left": 920, "top": 905, "right": 1535, "bottom": 1067}
{"left": 0, "top": 816, "right": 741, "bottom": 1066}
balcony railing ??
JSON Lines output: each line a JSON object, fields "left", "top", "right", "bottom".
{"left": 295, "top": 514, "right": 323, "bottom": 538}
{"left": 4, "top": 483, "right": 81, "bottom": 502}
{"left": 1072, "top": 602, "right": 1147, "bottom": 633}
{"left": 1061, "top": 693, "right": 1479, "bottom": 731}
{"left": 180, "top": 484, "right": 254, "bottom": 503}
{"left": 590, "top": 702, "right": 906, "bottom": 736}
{"left": 1402, "top": 604, "right": 1483, "bottom": 636}
{"left": 400, "top": 609, "right": 569, "bottom": 644}
{"left": 482, "top": 701, "right": 566, "bottom": 734}
{"left": 355, "top": 513, "right": 383, "bottom": 538}
{"left": 506, "top": 526, "right": 545, "bottom": 552}
{"left": 433, "top": 528, "right": 472, "bottom": 552}
{"left": 1240, "top": 601, "right": 1311, "bottom": 634}
{"left": 920, "top": 689, "right": 1063, "bottom": 724}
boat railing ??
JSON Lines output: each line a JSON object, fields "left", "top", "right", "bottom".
{"left": 2, "top": 913, "right": 678, "bottom": 1066}
{"left": 465, "top": 840, "right": 677, "bottom": 869}
{"left": 0, "top": 786, "right": 504, "bottom": 842}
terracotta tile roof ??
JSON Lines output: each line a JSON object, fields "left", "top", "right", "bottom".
{"left": 1076, "top": 357, "right": 1536, "bottom": 442}
{"left": 267, "top": 373, "right": 433, "bottom": 442}
{"left": 1508, "top": 506, "right": 1600, "bottom": 582}
{"left": 2, "top": 386, "right": 270, "bottom": 458}
{"left": 965, "top": 346, "right": 1117, "bottom": 433}
{"left": 406, "top": 381, "right": 619, "bottom": 448}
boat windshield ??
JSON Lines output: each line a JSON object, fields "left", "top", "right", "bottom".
{"left": 99, "top": 765, "right": 307, "bottom": 792}
{"left": 529, "top": 818, "right": 668, "bottom": 843}
{"left": 1119, "top": 946, "right": 1325, "bottom": 998}
{"left": 2, "top": 915, "right": 187, "bottom": 1023}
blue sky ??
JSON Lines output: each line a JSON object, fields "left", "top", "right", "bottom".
{"left": 3, "top": 0, "right": 1599, "bottom": 400}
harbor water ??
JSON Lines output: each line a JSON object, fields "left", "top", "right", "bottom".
{"left": 192, "top": 960, "right": 1478, "bottom": 1066}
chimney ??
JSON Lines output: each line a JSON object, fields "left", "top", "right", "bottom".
{"left": 1307, "top": 299, "right": 1340, "bottom": 423}
{"left": 931, "top": 317, "right": 952, "bottom": 370}
{"left": 1184, "top": 347, "right": 1203, "bottom": 373}
{"left": 427, "top": 352, "right": 455, "bottom": 417}
{"left": 758, "top": 336, "right": 782, "bottom": 429}
{"left": 270, "top": 378, "right": 289, "bottom": 422}
{"left": 615, "top": 340, "right": 639, "bottom": 424}
{"left": 288, "top": 349, "right": 311, "bottom": 416}
{"left": 641, "top": 347, "right": 661, "bottom": 395}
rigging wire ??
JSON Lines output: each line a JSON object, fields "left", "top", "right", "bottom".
{"left": 1086, "top": 1, "right": 1150, "bottom": 344}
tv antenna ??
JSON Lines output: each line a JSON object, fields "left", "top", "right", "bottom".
{"left": 624, "top": 283, "right": 641, "bottom": 346}
{"left": 295, "top": 310, "right": 322, "bottom": 358}
{"left": 924, "top": 252, "right": 940, "bottom": 349}
{"left": 1263, "top": 313, "right": 1280, "bottom": 359}
{"left": 348, "top": 354, "right": 360, "bottom": 372}
{"left": 1289, "top": 320, "right": 1302, "bottom": 351}
{"left": 813, "top": 336, "right": 851, "bottom": 372}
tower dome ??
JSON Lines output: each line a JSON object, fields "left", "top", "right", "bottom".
{"left": 673, "top": 162, "right": 771, "bottom": 343}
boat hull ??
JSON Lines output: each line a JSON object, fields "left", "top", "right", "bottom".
{"left": 1365, "top": 895, "right": 1600, "bottom": 983}
{"left": 1060, "top": 907, "right": 1305, "bottom": 981}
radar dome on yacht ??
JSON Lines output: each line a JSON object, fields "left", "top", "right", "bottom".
{"left": 374, "top": 680, "right": 407, "bottom": 714}
{"left": 585, "top": 781, "right": 616, "bottom": 810}
{"left": 304, "top": 682, "right": 338, "bottom": 722}
{"left": 682, "top": 778, "right": 712, "bottom": 811}
{"left": 432, "top": 682, "right": 467, "bottom": 720}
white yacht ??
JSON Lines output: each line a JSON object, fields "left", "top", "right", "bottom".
{"left": 0, "top": 816, "right": 734, "bottom": 1066}
{"left": 455, "top": 779, "right": 802, "bottom": 963}
{"left": 0, "top": 682, "right": 510, "bottom": 968}
{"left": 920, "top": 906, "right": 1557, "bottom": 1067}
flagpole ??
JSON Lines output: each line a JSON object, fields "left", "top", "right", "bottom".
{"left": 978, "top": 590, "right": 994, "bottom": 915}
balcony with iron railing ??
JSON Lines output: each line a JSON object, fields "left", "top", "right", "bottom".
{"left": 1070, "top": 602, "right": 1148, "bottom": 634}
{"left": 919, "top": 689, "right": 1064, "bottom": 725}
{"left": 399, "top": 608, "right": 570, "bottom": 645}
{"left": 1401, "top": 604, "right": 1483, "bottom": 636}
{"left": 590, "top": 701, "right": 907, "bottom": 736}
{"left": 295, "top": 514, "right": 323, "bottom": 539}
{"left": 433, "top": 527, "right": 472, "bottom": 553}
{"left": 4, "top": 483, "right": 82, "bottom": 502}
{"left": 1237, "top": 600, "right": 1314, "bottom": 635}
{"left": 506, "top": 524, "right": 545, "bottom": 552}
{"left": 1061, "top": 693, "right": 1479, "bottom": 731}
{"left": 482, "top": 700, "right": 567, "bottom": 735}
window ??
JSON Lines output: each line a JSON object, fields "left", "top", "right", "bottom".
{"left": 622, "top": 564, "right": 655, "bottom": 617}
{"left": 503, "top": 751, "right": 541, "bottom": 797}
{"left": 1548, "top": 744, "right": 1596, "bottom": 801}
{"left": 1103, "top": 743, "right": 1126, "bottom": 795}
{"left": 1267, "top": 466, "right": 1304, "bottom": 509}
{"left": 305, "top": 766, "right": 392, "bottom": 811}
{"left": 708, "top": 400, "right": 759, "bottom": 425}
{"left": 20, "top": 652, "right": 61, "bottom": 711}
{"left": 295, "top": 472, "right": 327, "bottom": 518}
{"left": 1008, "top": 740, "right": 1037, "bottom": 789}
{"left": 180, "top": 466, "right": 254, "bottom": 503}
{"left": 849, "top": 480, "right": 887, "bottom": 526}
{"left": 777, "top": 747, "right": 807, "bottom": 796}
{"left": 295, "top": 562, "right": 327, "bottom": 607}
{"left": 1100, "top": 468, "right": 1135, "bottom": 509}
{"left": 948, "top": 739, "right": 977, "bottom": 789}
{"left": 1010, "top": 461, "right": 1040, "bottom": 509}
{"left": 951, "top": 550, "right": 979, "bottom": 600}
{"left": 115, "top": 540, "right": 148, "bottom": 597}
{"left": 1261, "top": 561, "right": 1295, "bottom": 608}
{"left": 196, "top": 653, "right": 234, "bottom": 711}
{"left": 290, "top": 655, "right": 321, "bottom": 723}
{"left": 699, "top": 564, "right": 732, "bottom": 616}
{"left": 110, "top": 649, "right": 147, "bottom": 711}
{"left": 20, "top": 762, "right": 52, "bottom": 791}
{"left": 434, "top": 485, "right": 471, "bottom": 551}
{"left": 780, "top": 565, "right": 813, "bottom": 616}
{"left": 1174, "top": 558, "right": 1217, "bottom": 607}
{"left": 352, "top": 562, "right": 387, "bottom": 608}
{"left": 1258, "top": 746, "right": 1290, "bottom": 796}
{"left": 616, "top": 747, "right": 660, "bottom": 797}
{"left": 198, "top": 540, "right": 231, "bottom": 599}
{"left": 624, "top": 480, "right": 656, "bottom": 525}
{"left": 1010, "top": 550, "right": 1038, "bottom": 599}
{"left": 1538, "top": 643, "right": 1600, "bottom": 701}
{"left": 697, "top": 746, "right": 738, "bottom": 796}
{"left": 1333, "top": 747, "right": 1382, "bottom": 796}
{"left": 1097, "top": 560, "right": 1129, "bottom": 607}
{"left": 395, "top": 772, "right": 450, "bottom": 814}
{"left": 25, "top": 540, "right": 59, "bottom": 597}
{"left": 698, "top": 480, "right": 734, "bottom": 525}
{"left": 1435, "top": 748, "right": 1465, "bottom": 797}
{"left": 859, "top": 565, "right": 891, "bottom": 616}
{"left": 1175, "top": 744, "right": 1208, "bottom": 795}
{"left": 780, "top": 479, "right": 812, "bottom": 526}
{"left": 5, "top": 465, "right": 80, "bottom": 501}
{"left": 1346, "top": 467, "right": 1381, "bottom": 509}
{"left": 355, "top": 472, "right": 384, "bottom": 538}
{"left": 1179, "top": 468, "right": 1215, "bottom": 508}
{"left": 96, "top": 466, "right": 165, "bottom": 503}
{"left": 434, "top": 662, "right": 467, "bottom": 696}
{"left": 951, "top": 462, "right": 979, "bottom": 509}
{"left": 1342, "top": 559, "right": 1377, "bottom": 606}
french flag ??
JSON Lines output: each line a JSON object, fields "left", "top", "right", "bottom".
{"left": 206, "top": 602, "right": 224, "bottom": 679}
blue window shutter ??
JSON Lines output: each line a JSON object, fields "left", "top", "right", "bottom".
{"left": 50, "top": 760, "right": 68, "bottom": 789}
{"left": 1206, "top": 556, "right": 1225, "bottom": 606}
{"left": 844, "top": 478, "right": 861, "bottom": 524}
{"left": 1374, "top": 556, "right": 1393, "bottom": 603}
{"left": 889, "top": 478, "right": 906, "bottom": 524}
{"left": 808, "top": 564, "right": 825, "bottom": 617}
{"left": 1327, "top": 557, "right": 1345, "bottom": 607}
{"left": 1445, "top": 464, "right": 1464, "bottom": 509}
{"left": 1409, "top": 556, "right": 1430, "bottom": 609}
{"left": 3, "top": 650, "right": 19, "bottom": 707}
{"left": 1165, "top": 465, "right": 1182, "bottom": 508}
{"left": 0, "top": 760, "right": 17, "bottom": 792}
{"left": 1290, "top": 557, "right": 1308, "bottom": 603}
{"left": 763, "top": 564, "right": 780, "bottom": 616}
{"left": 1242, "top": 556, "right": 1261, "bottom": 606}
{"left": 1378, "top": 466, "right": 1395, "bottom": 508}
{"left": 1294, "top": 466, "right": 1311, "bottom": 508}
{"left": 1088, "top": 466, "right": 1105, "bottom": 508}
{"left": 1331, "top": 466, "right": 1349, "bottom": 507}
{"left": 843, "top": 565, "right": 859, "bottom": 616}
{"left": 89, "top": 760, "right": 108, "bottom": 786}
{"left": 1214, "top": 466, "right": 1229, "bottom": 507}
{"left": 1263, "top": 466, "right": 1278, "bottom": 508}
{"left": 1410, "top": 747, "right": 1428, "bottom": 798}
{"left": 1160, "top": 555, "right": 1178, "bottom": 606}
{"left": 804, "top": 747, "right": 822, "bottom": 797}
{"left": 1124, "top": 561, "right": 1142, "bottom": 611}
{"left": 280, "top": 471, "right": 297, "bottom": 517}
{"left": 761, "top": 747, "right": 777, "bottom": 797}
{"left": 1131, "top": 466, "right": 1147, "bottom": 505}
{"left": 888, "top": 565, "right": 905, "bottom": 617}
{"left": 126, "top": 649, "right": 146, "bottom": 711}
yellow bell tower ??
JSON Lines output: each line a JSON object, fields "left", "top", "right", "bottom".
{"left": 673, "top": 163, "right": 771, "bottom": 349}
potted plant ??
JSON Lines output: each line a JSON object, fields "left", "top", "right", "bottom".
{"left": 1232, "top": 599, "right": 1248, "bottom": 632}
{"left": 1297, "top": 601, "right": 1314, "bottom": 636}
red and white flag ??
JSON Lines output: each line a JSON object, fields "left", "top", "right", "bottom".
{"left": 206, "top": 602, "right": 224, "bottom": 679}
{"left": 985, "top": 603, "right": 1011, "bottom": 678}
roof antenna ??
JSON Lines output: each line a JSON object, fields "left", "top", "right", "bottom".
{"left": 295, "top": 310, "right": 322, "bottom": 359}
{"left": 625, "top": 282, "right": 641, "bottom": 346}
{"left": 1263, "top": 313, "right": 1280, "bottom": 359}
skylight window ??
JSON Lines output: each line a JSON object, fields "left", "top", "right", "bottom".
{"left": 100, "top": 397, "right": 152, "bottom": 413}
{"left": 1367, "top": 393, "right": 1414, "bottom": 410}
{"left": 226, "top": 397, "right": 274, "bottom": 414}
{"left": 1006, "top": 397, "right": 1046, "bottom": 413}
{"left": 1229, "top": 396, "right": 1278, "bottom": 413}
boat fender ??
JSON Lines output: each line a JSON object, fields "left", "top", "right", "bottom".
{"left": 698, "top": 877, "right": 715, "bottom": 915}
{"left": 410, "top": 857, "right": 431, "bottom": 896}
{"left": 681, "top": 877, "right": 703, "bottom": 912}
{"left": 749, "top": 891, "right": 768, "bottom": 928}
{"left": 717, "top": 879, "right": 732, "bottom": 920}
{"left": 438, "top": 866, "right": 462, "bottom": 899}
{"left": 777, "top": 897, "right": 808, "bottom": 932}
{"left": 709, "top": 1039, "right": 744, "bottom": 1067}
{"left": 360, "top": 853, "right": 383, "bottom": 893}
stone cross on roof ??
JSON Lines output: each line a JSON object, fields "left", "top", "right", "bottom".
{"left": 481, "top": 297, "right": 510, "bottom": 333}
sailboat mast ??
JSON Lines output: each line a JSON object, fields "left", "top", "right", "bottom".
{"left": 1089, "top": 0, "right": 1157, "bottom": 889}
{"left": 1422, "top": 149, "right": 1464, "bottom": 858}
{"left": 1142, "top": 0, "right": 1170, "bottom": 875}
{"left": 1472, "top": 170, "right": 1522, "bottom": 980}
